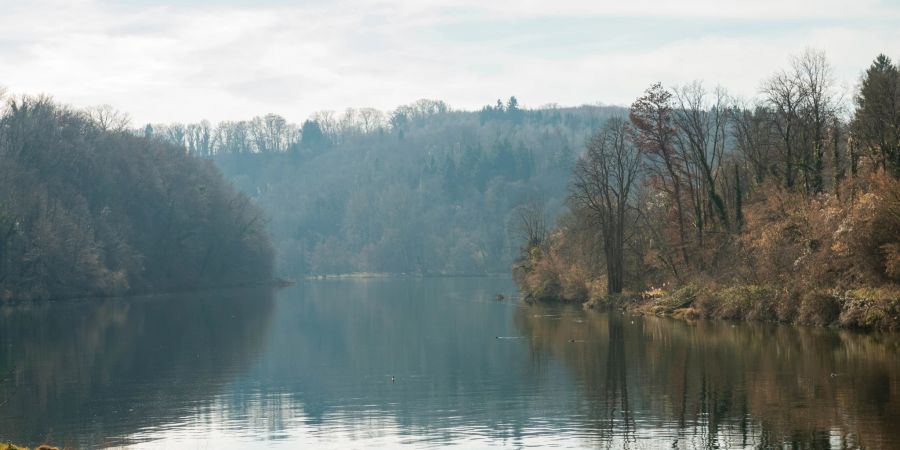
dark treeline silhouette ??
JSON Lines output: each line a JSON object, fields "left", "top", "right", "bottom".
{"left": 0, "top": 96, "right": 274, "bottom": 302}
{"left": 514, "top": 50, "right": 900, "bottom": 331}
{"left": 152, "top": 99, "right": 624, "bottom": 275}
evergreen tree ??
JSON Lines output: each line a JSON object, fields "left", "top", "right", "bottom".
{"left": 853, "top": 54, "right": 900, "bottom": 177}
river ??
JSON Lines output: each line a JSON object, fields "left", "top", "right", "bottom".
{"left": 0, "top": 277, "right": 898, "bottom": 448}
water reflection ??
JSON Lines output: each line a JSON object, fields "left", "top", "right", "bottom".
{"left": 515, "top": 302, "right": 900, "bottom": 448}
{"left": 1, "top": 278, "right": 898, "bottom": 449}
{"left": 240, "top": 278, "right": 559, "bottom": 447}
{"left": 0, "top": 287, "right": 275, "bottom": 447}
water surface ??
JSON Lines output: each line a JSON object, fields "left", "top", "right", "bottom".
{"left": 1, "top": 277, "right": 898, "bottom": 448}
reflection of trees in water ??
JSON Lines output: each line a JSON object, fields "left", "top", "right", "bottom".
{"left": 515, "top": 303, "right": 900, "bottom": 448}
{"left": 242, "top": 278, "right": 644, "bottom": 447}
{"left": 253, "top": 279, "right": 541, "bottom": 439}
{"left": 515, "top": 307, "right": 636, "bottom": 447}
{"left": 600, "top": 318, "right": 634, "bottom": 445}
{"left": 0, "top": 288, "right": 275, "bottom": 447}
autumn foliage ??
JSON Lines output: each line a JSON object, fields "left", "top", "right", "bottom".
{"left": 515, "top": 52, "right": 900, "bottom": 331}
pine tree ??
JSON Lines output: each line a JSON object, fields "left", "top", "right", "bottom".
{"left": 853, "top": 54, "right": 900, "bottom": 177}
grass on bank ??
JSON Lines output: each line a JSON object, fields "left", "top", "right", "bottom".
{"left": 578, "top": 284, "right": 900, "bottom": 332}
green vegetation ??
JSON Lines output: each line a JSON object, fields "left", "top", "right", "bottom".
{"left": 0, "top": 96, "right": 274, "bottom": 302}
{"left": 514, "top": 51, "right": 900, "bottom": 331}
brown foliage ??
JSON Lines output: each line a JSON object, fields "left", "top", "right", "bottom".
{"left": 798, "top": 291, "right": 841, "bottom": 326}
{"left": 740, "top": 172, "right": 900, "bottom": 289}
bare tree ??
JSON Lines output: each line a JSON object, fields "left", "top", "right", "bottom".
{"left": 792, "top": 48, "right": 840, "bottom": 193}
{"left": 146, "top": 122, "right": 187, "bottom": 148}
{"left": 0, "top": 86, "right": 7, "bottom": 115}
{"left": 358, "top": 107, "right": 385, "bottom": 133}
{"left": 762, "top": 70, "right": 805, "bottom": 189}
{"left": 570, "top": 117, "right": 643, "bottom": 294}
{"left": 672, "top": 82, "right": 731, "bottom": 231}
{"left": 311, "top": 110, "right": 339, "bottom": 140}
{"left": 212, "top": 120, "right": 252, "bottom": 154}
{"left": 731, "top": 102, "right": 776, "bottom": 184}
{"left": 85, "top": 104, "right": 131, "bottom": 132}
{"left": 339, "top": 108, "right": 360, "bottom": 136}
{"left": 513, "top": 200, "right": 549, "bottom": 251}
{"left": 186, "top": 120, "right": 212, "bottom": 157}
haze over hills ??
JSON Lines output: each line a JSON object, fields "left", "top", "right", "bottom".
{"left": 150, "top": 99, "right": 625, "bottom": 276}
{"left": 2, "top": 0, "right": 900, "bottom": 448}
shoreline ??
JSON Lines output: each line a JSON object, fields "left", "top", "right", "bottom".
{"left": 0, "top": 278, "right": 295, "bottom": 306}
{"left": 524, "top": 283, "right": 900, "bottom": 333}
{"left": 303, "top": 272, "right": 508, "bottom": 280}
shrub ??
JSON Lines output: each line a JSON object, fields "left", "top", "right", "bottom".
{"left": 837, "top": 288, "right": 900, "bottom": 331}
{"left": 798, "top": 291, "right": 841, "bottom": 326}
{"left": 711, "top": 285, "right": 777, "bottom": 321}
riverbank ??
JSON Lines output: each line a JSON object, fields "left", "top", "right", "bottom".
{"left": 578, "top": 284, "right": 900, "bottom": 332}
{"left": 0, "top": 444, "right": 57, "bottom": 450}
{"left": 512, "top": 163, "right": 900, "bottom": 333}
{"left": 510, "top": 54, "right": 900, "bottom": 335}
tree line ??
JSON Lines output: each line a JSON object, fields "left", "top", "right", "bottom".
{"left": 515, "top": 50, "right": 900, "bottom": 329}
{"left": 0, "top": 95, "right": 274, "bottom": 301}
{"left": 146, "top": 100, "right": 452, "bottom": 157}
{"left": 163, "top": 99, "right": 622, "bottom": 276}
{"left": 149, "top": 97, "right": 544, "bottom": 158}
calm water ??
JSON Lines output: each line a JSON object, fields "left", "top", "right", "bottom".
{"left": 1, "top": 277, "right": 899, "bottom": 449}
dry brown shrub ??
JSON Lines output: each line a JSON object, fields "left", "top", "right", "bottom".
{"left": 517, "top": 226, "right": 593, "bottom": 302}
{"left": 798, "top": 291, "right": 841, "bottom": 326}
{"left": 883, "top": 243, "right": 900, "bottom": 279}
{"left": 739, "top": 173, "right": 900, "bottom": 292}
{"left": 739, "top": 183, "right": 809, "bottom": 285}
{"left": 829, "top": 173, "right": 900, "bottom": 285}
{"left": 774, "top": 289, "right": 800, "bottom": 322}
{"left": 836, "top": 288, "right": 900, "bottom": 331}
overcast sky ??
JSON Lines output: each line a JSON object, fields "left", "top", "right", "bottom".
{"left": 1, "top": 0, "right": 898, "bottom": 125}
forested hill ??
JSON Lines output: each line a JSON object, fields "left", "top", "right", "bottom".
{"left": 154, "top": 100, "right": 623, "bottom": 275}
{"left": 0, "top": 96, "right": 274, "bottom": 302}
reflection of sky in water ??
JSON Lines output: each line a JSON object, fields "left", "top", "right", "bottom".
{"left": 119, "top": 395, "right": 858, "bottom": 449}
{"left": 0, "top": 277, "right": 896, "bottom": 448}
{"left": 117, "top": 395, "right": 758, "bottom": 449}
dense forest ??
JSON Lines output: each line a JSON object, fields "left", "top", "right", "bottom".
{"left": 149, "top": 99, "right": 623, "bottom": 275}
{"left": 0, "top": 95, "right": 274, "bottom": 302}
{"left": 4, "top": 48, "right": 896, "bottom": 327}
{"left": 514, "top": 51, "right": 900, "bottom": 331}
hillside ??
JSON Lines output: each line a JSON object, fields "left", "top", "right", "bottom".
{"left": 0, "top": 97, "right": 274, "bottom": 301}
{"left": 156, "top": 100, "right": 625, "bottom": 275}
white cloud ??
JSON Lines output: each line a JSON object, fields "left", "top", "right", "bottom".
{"left": 0, "top": 0, "right": 896, "bottom": 124}
{"left": 354, "top": 0, "right": 900, "bottom": 21}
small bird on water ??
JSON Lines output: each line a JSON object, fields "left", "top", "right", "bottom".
{"left": 391, "top": 376, "right": 395, "bottom": 383}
